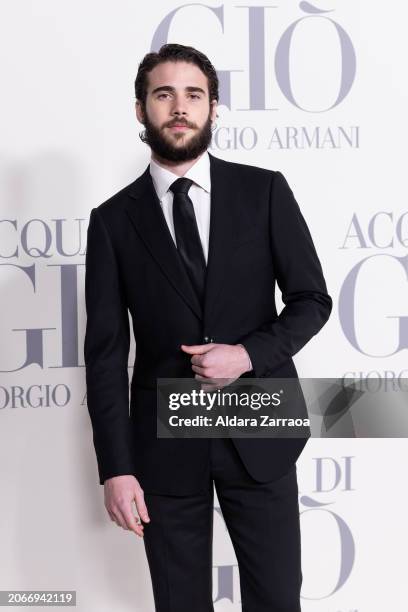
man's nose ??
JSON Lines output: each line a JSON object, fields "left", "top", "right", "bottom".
{"left": 171, "top": 95, "right": 188, "bottom": 116}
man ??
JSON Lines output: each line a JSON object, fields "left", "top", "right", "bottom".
{"left": 84, "top": 43, "right": 332, "bottom": 612}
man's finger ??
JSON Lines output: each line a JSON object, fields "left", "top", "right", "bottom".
{"left": 115, "top": 503, "right": 144, "bottom": 537}
{"left": 111, "top": 508, "right": 128, "bottom": 530}
{"left": 200, "top": 383, "right": 219, "bottom": 392}
{"left": 122, "top": 507, "right": 145, "bottom": 537}
{"left": 194, "top": 373, "right": 218, "bottom": 384}
{"left": 107, "top": 509, "right": 118, "bottom": 524}
{"left": 191, "top": 364, "right": 207, "bottom": 375}
{"left": 134, "top": 489, "right": 150, "bottom": 524}
{"left": 180, "top": 343, "right": 213, "bottom": 354}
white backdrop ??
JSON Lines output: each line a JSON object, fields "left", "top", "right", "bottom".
{"left": 1, "top": 1, "right": 408, "bottom": 610}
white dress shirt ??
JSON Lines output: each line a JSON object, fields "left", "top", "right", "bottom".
{"left": 149, "top": 150, "right": 252, "bottom": 372}
{"left": 149, "top": 150, "right": 211, "bottom": 263}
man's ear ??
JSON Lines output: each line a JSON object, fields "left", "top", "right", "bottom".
{"left": 135, "top": 100, "right": 145, "bottom": 124}
{"left": 210, "top": 99, "right": 218, "bottom": 123}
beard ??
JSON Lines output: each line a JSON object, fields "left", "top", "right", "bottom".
{"left": 140, "top": 110, "right": 213, "bottom": 162}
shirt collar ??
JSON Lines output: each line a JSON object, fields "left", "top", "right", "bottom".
{"left": 149, "top": 150, "right": 211, "bottom": 201}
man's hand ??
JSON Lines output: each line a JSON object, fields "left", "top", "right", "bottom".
{"left": 104, "top": 475, "right": 150, "bottom": 538}
{"left": 181, "top": 343, "right": 251, "bottom": 390}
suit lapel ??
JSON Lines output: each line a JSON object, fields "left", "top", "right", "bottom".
{"left": 124, "top": 153, "right": 247, "bottom": 326}
{"left": 203, "top": 152, "right": 243, "bottom": 325}
{"left": 125, "top": 166, "right": 203, "bottom": 320}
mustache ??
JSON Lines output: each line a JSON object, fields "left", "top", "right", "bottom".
{"left": 165, "top": 120, "right": 196, "bottom": 128}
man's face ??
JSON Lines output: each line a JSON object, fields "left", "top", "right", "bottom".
{"left": 136, "top": 60, "right": 218, "bottom": 162}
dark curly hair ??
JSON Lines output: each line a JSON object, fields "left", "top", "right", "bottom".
{"left": 134, "top": 43, "right": 219, "bottom": 109}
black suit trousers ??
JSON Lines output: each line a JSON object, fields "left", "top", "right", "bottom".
{"left": 142, "top": 437, "right": 302, "bottom": 612}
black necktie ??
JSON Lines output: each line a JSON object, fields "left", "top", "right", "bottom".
{"left": 169, "top": 177, "right": 207, "bottom": 304}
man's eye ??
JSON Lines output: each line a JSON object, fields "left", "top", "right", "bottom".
{"left": 156, "top": 93, "right": 201, "bottom": 100}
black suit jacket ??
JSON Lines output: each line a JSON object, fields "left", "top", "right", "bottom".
{"left": 84, "top": 152, "right": 332, "bottom": 494}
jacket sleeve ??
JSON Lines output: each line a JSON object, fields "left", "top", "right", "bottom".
{"left": 84, "top": 207, "right": 136, "bottom": 485}
{"left": 239, "top": 171, "right": 333, "bottom": 377}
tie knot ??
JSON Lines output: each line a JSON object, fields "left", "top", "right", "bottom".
{"left": 169, "top": 177, "right": 193, "bottom": 196}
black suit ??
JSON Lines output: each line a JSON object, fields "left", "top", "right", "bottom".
{"left": 84, "top": 152, "right": 332, "bottom": 610}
